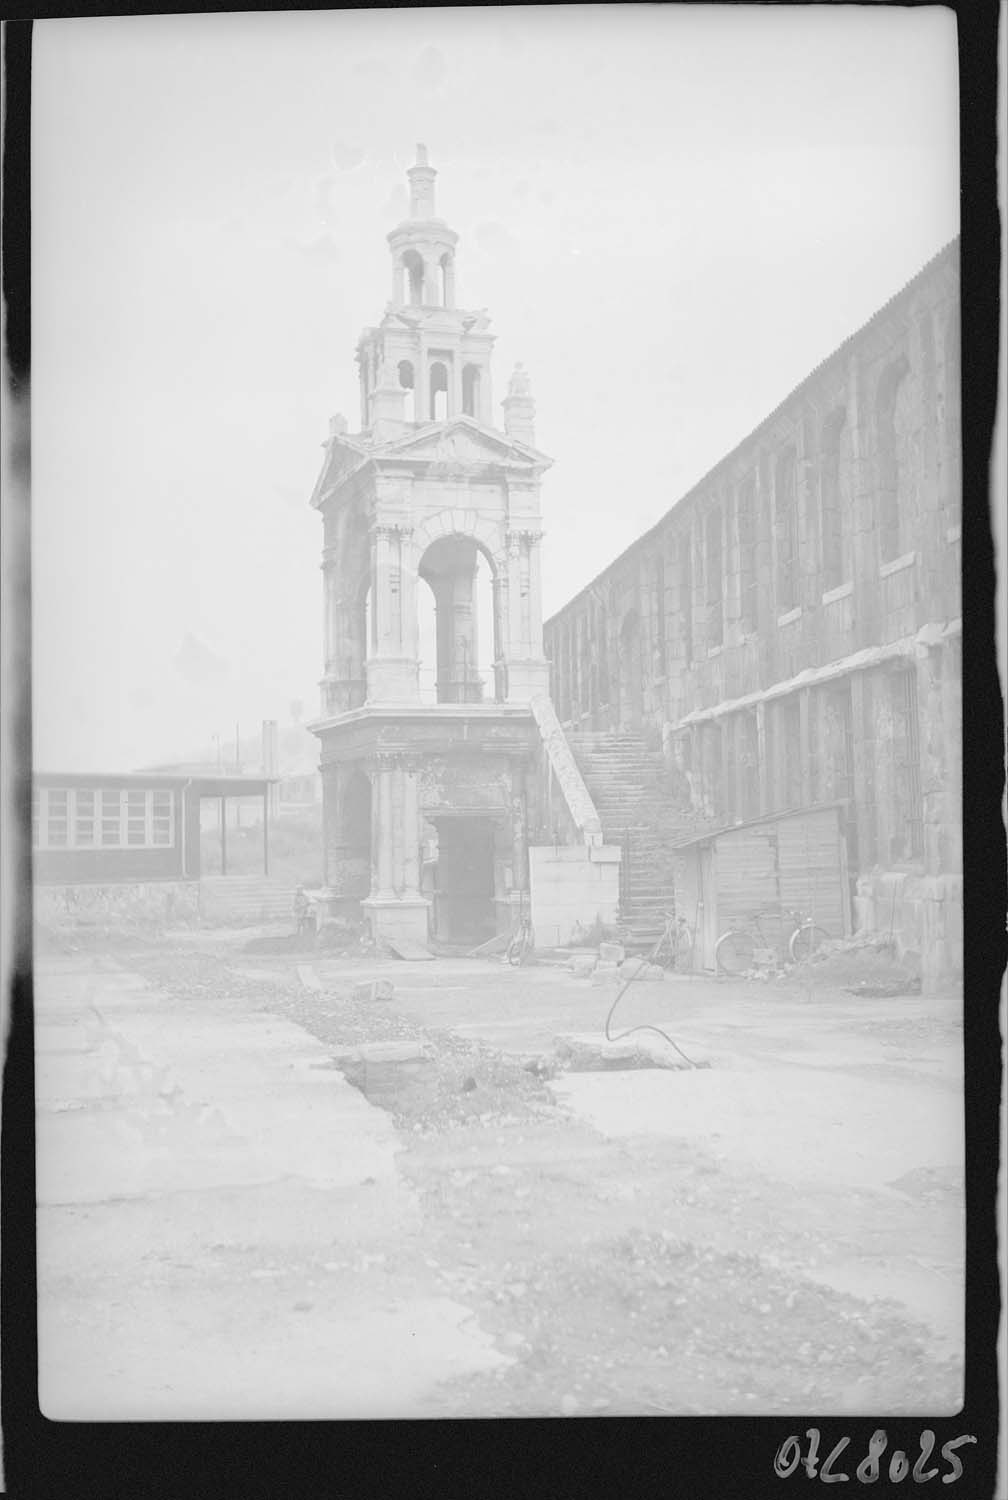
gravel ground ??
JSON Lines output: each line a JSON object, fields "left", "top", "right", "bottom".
{"left": 87, "top": 929, "right": 963, "bottom": 1417}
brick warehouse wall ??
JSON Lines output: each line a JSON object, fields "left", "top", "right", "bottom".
{"left": 544, "top": 241, "right": 961, "bottom": 990}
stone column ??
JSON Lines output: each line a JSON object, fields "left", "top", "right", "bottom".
{"left": 527, "top": 533, "right": 545, "bottom": 649}
{"left": 451, "top": 562, "right": 478, "bottom": 697}
{"left": 366, "top": 523, "right": 418, "bottom": 702}
{"left": 362, "top": 752, "right": 430, "bottom": 944}
{"left": 402, "top": 764, "right": 421, "bottom": 897}
{"left": 371, "top": 761, "right": 394, "bottom": 899}
{"left": 415, "top": 343, "right": 428, "bottom": 426}
{"left": 390, "top": 763, "right": 406, "bottom": 894}
{"left": 451, "top": 357, "right": 463, "bottom": 420}
{"left": 506, "top": 532, "right": 524, "bottom": 656}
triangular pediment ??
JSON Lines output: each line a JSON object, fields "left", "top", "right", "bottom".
{"left": 309, "top": 436, "right": 370, "bottom": 508}
{"left": 379, "top": 417, "right": 551, "bottom": 469}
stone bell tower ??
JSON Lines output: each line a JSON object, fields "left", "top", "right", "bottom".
{"left": 309, "top": 146, "right": 554, "bottom": 948}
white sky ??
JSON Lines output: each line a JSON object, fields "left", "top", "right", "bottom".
{"left": 31, "top": 6, "right": 959, "bottom": 771}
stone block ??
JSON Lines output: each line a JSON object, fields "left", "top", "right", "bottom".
{"left": 598, "top": 942, "right": 625, "bottom": 964}
{"left": 352, "top": 978, "right": 395, "bottom": 1003}
{"left": 568, "top": 953, "right": 597, "bottom": 979}
{"left": 618, "top": 960, "right": 665, "bottom": 982}
{"left": 590, "top": 961, "right": 620, "bottom": 986}
{"left": 356, "top": 1040, "right": 428, "bottom": 1064}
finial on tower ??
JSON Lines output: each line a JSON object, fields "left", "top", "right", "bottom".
{"left": 407, "top": 143, "right": 437, "bottom": 220}
{"left": 508, "top": 362, "right": 532, "bottom": 399}
{"left": 503, "top": 362, "right": 536, "bottom": 446}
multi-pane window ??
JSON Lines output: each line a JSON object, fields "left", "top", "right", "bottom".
{"left": 774, "top": 447, "right": 799, "bottom": 613}
{"left": 705, "top": 504, "right": 723, "bottom": 648}
{"left": 46, "top": 790, "right": 69, "bottom": 846}
{"left": 101, "top": 790, "right": 122, "bottom": 845}
{"left": 34, "top": 788, "right": 175, "bottom": 850}
{"left": 74, "top": 789, "right": 96, "bottom": 846}
{"left": 736, "top": 477, "right": 758, "bottom": 634}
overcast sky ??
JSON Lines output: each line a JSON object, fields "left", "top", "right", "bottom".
{"left": 31, "top": 6, "right": 959, "bottom": 772}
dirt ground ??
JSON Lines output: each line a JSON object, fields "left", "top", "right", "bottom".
{"left": 37, "top": 922, "right": 964, "bottom": 1418}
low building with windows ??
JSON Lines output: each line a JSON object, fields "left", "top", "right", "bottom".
{"left": 32, "top": 771, "right": 278, "bottom": 926}
{"left": 544, "top": 239, "right": 961, "bottom": 989}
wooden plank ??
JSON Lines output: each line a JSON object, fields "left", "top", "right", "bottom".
{"left": 387, "top": 938, "right": 435, "bottom": 961}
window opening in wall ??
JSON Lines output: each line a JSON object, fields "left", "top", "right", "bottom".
{"left": 462, "top": 364, "right": 481, "bottom": 419}
{"left": 876, "top": 356, "right": 910, "bottom": 565}
{"left": 578, "top": 614, "right": 591, "bottom": 716}
{"left": 46, "top": 789, "right": 69, "bottom": 847}
{"left": 816, "top": 683, "right": 854, "bottom": 804}
{"left": 740, "top": 709, "right": 760, "bottom": 819}
{"left": 74, "top": 789, "right": 96, "bottom": 846}
{"left": 774, "top": 448, "right": 799, "bottom": 613}
{"left": 398, "top": 360, "right": 416, "bottom": 423}
{"left": 652, "top": 556, "right": 667, "bottom": 675}
{"left": 402, "top": 250, "right": 424, "bottom": 306}
{"left": 597, "top": 603, "right": 610, "bottom": 705}
{"left": 888, "top": 669, "right": 923, "bottom": 861}
{"left": 737, "top": 477, "right": 758, "bottom": 634}
{"left": 705, "top": 504, "right": 723, "bottom": 648}
{"left": 679, "top": 531, "right": 694, "bottom": 664}
{"left": 34, "top": 788, "right": 176, "bottom": 850}
{"left": 429, "top": 361, "right": 449, "bottom": 421}
{"left": 704, "top": 722, "right": 724, "bottom": 820}
{"left": 820, "top": 407, "right": 848, "bottom": 592}
{"left": 777, "top": 697, "right": 802, "bottom": 811}
{"left": 722, "top": 719, "right": 737, "bottom": 824}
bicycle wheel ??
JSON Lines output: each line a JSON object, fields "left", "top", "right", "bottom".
{"left": 715, "top": 929, "right": 756, "bottom": 975}
{"left": 788, "top": 923, "right": 831, "bottom": 964}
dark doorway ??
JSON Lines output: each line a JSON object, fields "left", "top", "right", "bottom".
{"left": 432, "top": 816, "right": 496, "bottom": 944}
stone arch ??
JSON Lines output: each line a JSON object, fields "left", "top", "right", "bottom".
{"left": 410, "top": 509, "right": 506, "bottom": 576}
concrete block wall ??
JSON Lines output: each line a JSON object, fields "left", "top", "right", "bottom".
{"left": 34, "top": 881, "right": 200, "bottom": 930}
{"left": 529, "top": 844, "right": 621, "bottom": 949}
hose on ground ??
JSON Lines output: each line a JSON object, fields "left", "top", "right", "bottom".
{"left": 603, "top": 926, "right": 701, "bottom": 1069}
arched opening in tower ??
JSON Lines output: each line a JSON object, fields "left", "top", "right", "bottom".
{"left": 429, "top": 361, "right": 449, "bottom": 422}
{"left": 398, "top": 360, "right": 416, "bottom": 424}
{"left": 462, "top": 364, "right": 481, "bottom": 419}
{"left": 418, "top": 535, "right": 499, "bottom": 704}
{"left": 401, "top": 250, "right": 424, "bottom": 307}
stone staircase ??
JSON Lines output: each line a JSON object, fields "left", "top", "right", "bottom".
{"left": 565, "top": 730, "right": 692, "bottom": 952}
{"left": 198, "top": 875, "right": 297, "bottom": 928}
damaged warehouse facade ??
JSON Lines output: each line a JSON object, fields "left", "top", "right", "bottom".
{"left": 544, "top": 239, "right": 961, "bottom": 991}
{"left": 309, "top": 148, "right": 620, "bottom": 950}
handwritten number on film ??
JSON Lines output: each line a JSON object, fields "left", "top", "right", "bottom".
{"left": 773, "top": 1429, "right": 977, "bottom": 1484}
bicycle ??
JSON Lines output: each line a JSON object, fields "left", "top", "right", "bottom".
{"left": 651, "top": 910, "right": 695, "bottom": 971}
{"left": 714, "top": 907, "right": 831, "bottom": 976}
{"left": 504, "top": 896, "right": 534, "bottom": 966}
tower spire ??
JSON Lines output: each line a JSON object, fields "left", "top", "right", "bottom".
{"left": 407, "top": 143, "right": 437, "bottom": 220}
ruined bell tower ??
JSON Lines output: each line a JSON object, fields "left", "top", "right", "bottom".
{"left": 309, "top": 146, "right": 554, "bottom": 948}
